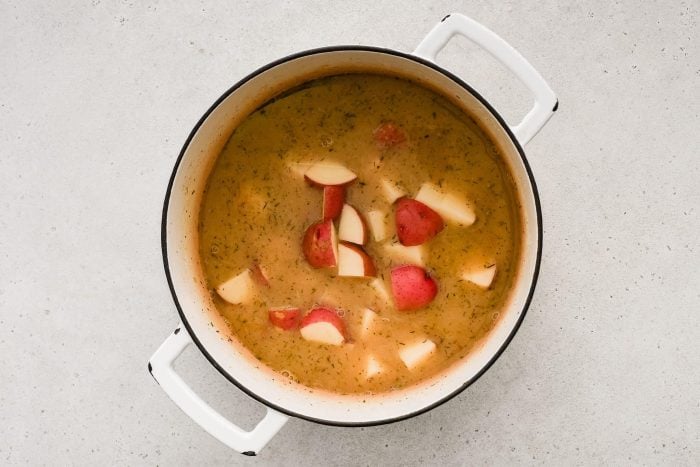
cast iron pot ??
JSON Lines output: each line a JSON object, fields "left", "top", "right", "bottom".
{"left": 149, "top": 13, "right": 557, "bottom": 455}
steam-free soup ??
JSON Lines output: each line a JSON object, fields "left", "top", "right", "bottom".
{"left": 198, "top": 74, "right": 521, "bottom": 394}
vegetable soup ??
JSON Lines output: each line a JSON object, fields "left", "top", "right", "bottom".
{"left": 198, "top": 73, "right": 522, "bottom": 394}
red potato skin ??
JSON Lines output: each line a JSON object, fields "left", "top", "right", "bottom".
{"left": 390, "top": 265, "right": 438, "bottom": 311}
{"left": 250, "top": 262, "right": 270, "bottom": 287}
{"left": 268, "top": 308, "right": 300, "bottom": 330}
{"left": 301, "top": 307, "right": 348, "bottom": 338}
{"left": 395, "top": 198, "right": 445, "bottom": 246}
{"left": 373, "top": 122, "right": 406, "bottom": 148}
{"left": 323, "top": 186, "right": 345, "bottom": 221}
{"left": 302, "top": 220, "right": 336, "bottom": 268}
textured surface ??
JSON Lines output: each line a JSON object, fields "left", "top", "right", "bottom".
{"left": 1, "top": 1, "right": 698, "bottom": 465}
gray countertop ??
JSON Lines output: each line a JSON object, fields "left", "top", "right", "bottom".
{"left": 1, "top": 1, "right": 698, "bottom": 465}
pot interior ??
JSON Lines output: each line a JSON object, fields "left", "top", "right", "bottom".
{"left": 163, "top": 48, "right": 540, "bottom": 424}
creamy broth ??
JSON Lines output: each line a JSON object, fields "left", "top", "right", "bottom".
{"left": 198, "top": 74, "right": 521, "bottom": 394}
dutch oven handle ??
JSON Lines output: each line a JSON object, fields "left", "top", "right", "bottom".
{"left": 414, "top": 13, "right": 558, "bottom": 146}
{"left": 148, "top": 325, "right": 288, "bottom": 456}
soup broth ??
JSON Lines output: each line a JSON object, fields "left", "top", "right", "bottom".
{"left": 198, "top": 73, "right": 521, "bottom": 394}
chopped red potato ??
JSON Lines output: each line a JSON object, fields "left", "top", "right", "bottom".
{"left": 395, "top": 198, "right": 444, "bottom": 246}
{"left": 302, "top": 220, "right": 338, "bottom": 268}
{"left": 215, "top": 269, "right": 255, "bottom": 304}
{"left": 250, "top": 262, "right": 270, "bottom": 287}
{"left": 366, "top": 210, "right": 388, "bottom": 242}
{"left": 322, "top": 185, "right": 345, "bottom": 221}
{"left": 462, "top": 264, "right": 497, "bottom": 289}
{"left": 268, "top": 307, "right": 301, "bottom": 330}
{"left": 304, "top": 161, "right": 357, "bottom": 187}
{"left": 365, "top": 354, "right": 383, "bottom": 378}
{"left": 360, "top": 308, "right": 378, "bottom": 338}
{"left": 369, "top": 278, "right": 392, "bottom": 307}
{"left": 399, "top": 339, "right": 436, "bottom": 370}
{"left": 390, "top": 265, "right": 438, "bottom": 311}
{"left": 415, "top": 183, "right": 476, "bottom": 226}
{"left": 299, "top": 307, "right": 348, "bottom": 346}
{"left": 337, "top": 242, "right": 376, "bottom": 278}
{"left": 380, "top": 178, "right": 407, "bottom": 204}
{"left": 383, "top": 241, "right": 426, "bottom": 266}
{"left": 338, "top": 204, "right": 368, "bottom": 245}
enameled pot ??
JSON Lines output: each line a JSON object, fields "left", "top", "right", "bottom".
{"left": 149, "top": 13, "right": 557, "bottom": 455}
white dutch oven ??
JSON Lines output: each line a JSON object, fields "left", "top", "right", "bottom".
{"left": 149, "top": 14, "right": 557, "bottom": 455}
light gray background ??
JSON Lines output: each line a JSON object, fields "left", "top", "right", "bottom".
{"left": 1, "top": 1, "right": 698, "bottom": 465}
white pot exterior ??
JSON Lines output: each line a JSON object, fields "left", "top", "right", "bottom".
{"left": 162, "top": 47, "right": 544, "bottom": 425}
